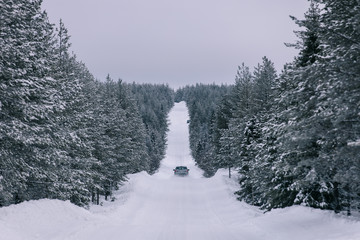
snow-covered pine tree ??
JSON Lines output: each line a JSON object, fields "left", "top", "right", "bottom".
{"left": 252, "top": 57, "right": 277, "bottom": 112}
{"left": 212, "top": 96, "right": 234, "bottom": 175}
{"left": 0, "top": 0, "right": 63, "bottom": 205}
{"left": 49, "top": 19, "right": 100, "bottom": 206}
{"left": 114, "top": 80, "right": 149, "bottom": 173}
{"left": 231, "top": 63, "right": 254, "bottom": 119}
{"left": 233, "top": 58, "right": 277, "bottom": 206}
{"left": 224, "top": 63, "right": 254, "bottom": 170}
{"left": 264, "top": 0, "right": 360, "bottom": 213}
{"left": 286, "top": 1, "right": 322, "bottom": 67}
{"left": 219, "top": 63, "right": 254, "bottom": 177}
{"left": 90, "top": 76, "right": 128, "bottom": 200}
{"left": 311, "top": 0, "right": 360, "bottom": 214}
{"left": 89, "top": 76, "right": 150, "bottom": 201}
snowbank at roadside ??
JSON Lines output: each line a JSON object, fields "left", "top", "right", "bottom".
{"left": 0, "top": 199, "right": 94, "bottom": 240}
{"left": 213, "top": 168, "right": 360, "bottom": 240}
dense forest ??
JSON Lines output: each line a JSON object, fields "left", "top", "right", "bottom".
{"left": 175, "top": 84, "right": 231, "bottom": 176}
{"left": 1, "top": 0, "right": 359, "bottom": 217}
{"left": 0, "top": 0, "right": 173, "bottom": 207}
{"left": 180, "top": 1, "right": 360, "bottom": 215}
{"left": 127, "top": 83, "right": 174, "bottom": 173}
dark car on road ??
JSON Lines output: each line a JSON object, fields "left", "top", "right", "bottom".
{"left": 173, "top": 166, "right": 189, "bottom": 176}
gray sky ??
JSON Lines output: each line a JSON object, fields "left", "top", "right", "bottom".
{"left": 42, "top": 0, "right": 309, "bottom": 89}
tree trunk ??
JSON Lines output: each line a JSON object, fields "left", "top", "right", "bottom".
{"left": 347, "top": 184, "right": 351, "bottom": 216}
{"left": 91, "top": 191, "right": 95, "bottom": 203}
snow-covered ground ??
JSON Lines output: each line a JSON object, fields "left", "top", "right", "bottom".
{"left": 1, "top": 102, "right": 359, "bottom": 240}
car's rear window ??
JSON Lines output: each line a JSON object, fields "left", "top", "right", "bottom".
{"left": 176, "top": 166, "right": 187, "bottom": 170}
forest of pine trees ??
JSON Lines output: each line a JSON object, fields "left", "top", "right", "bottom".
{"left": 175, "top": 84, "right": 232, "bottom": 176}
{"left": 127, "top": 83, "right": 174, "bottom": 173}
{"left": 0, "top": 0, "right": 173, "bottom": 207}
{"left": 1, "top": 0, "right": 359, "bottom": 217}
{"left": 180, "top": 1, "right": 359, "bottom": 215}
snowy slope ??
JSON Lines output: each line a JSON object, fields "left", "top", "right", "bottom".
{"left": 0, "top": 102, "right": 359, "bottom": 240}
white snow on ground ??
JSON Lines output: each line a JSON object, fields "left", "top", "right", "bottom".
{"left": 1, "top": 102, "right": 360, "bottom": 240}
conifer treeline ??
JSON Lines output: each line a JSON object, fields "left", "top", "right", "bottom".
{"left": 175, "top": 84, "right": 231, "bottom": 176}
{"left": 179, "top": 1, "right": 360, "bottom": 214}
{"left": 127, "top": 83, "right": 174, "bottom": 173}
{"left": 0, "top": 0, "right": 174, "bottom": 207}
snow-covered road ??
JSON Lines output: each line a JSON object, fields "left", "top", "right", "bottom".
{"left": 1, "top": 102, "right": 360, "bottom": 240}
{"left": 68, "top": 101, "right": 254, "bottom": 240}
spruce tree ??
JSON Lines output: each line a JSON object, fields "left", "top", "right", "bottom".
{"left": 0, "top": 0, "right": 62, "bottom": 205}
{"left": 286, "top": 2, "right": 322, "bottom": 67}
{"left": 253, "top": 57, "right": 277, "bottom": 112}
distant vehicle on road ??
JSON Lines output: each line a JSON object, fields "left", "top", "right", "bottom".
{"left": 173, "top": 166, "right": 189, "bottom": 176}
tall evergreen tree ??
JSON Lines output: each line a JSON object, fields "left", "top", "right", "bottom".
{"left": 260, "top": 0, "right": 360, "bottom": 213}
{"left": 0, "top": 0, "right": 62, "bottom": 205}
{"left": 286, "top": 1, "right": 322, "bottom": 67}
{"left": 311, "top": 0, "right": 360, "bottom": 213}
{"left": 231, "top": 63, "right": 254, "bottom": 119}
{"left": 253, "top": 57, "right": 277, "bottom": 111}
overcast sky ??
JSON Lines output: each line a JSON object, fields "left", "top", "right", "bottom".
{"left": 42, "top": 0, "right": 309, "bottom": 89}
